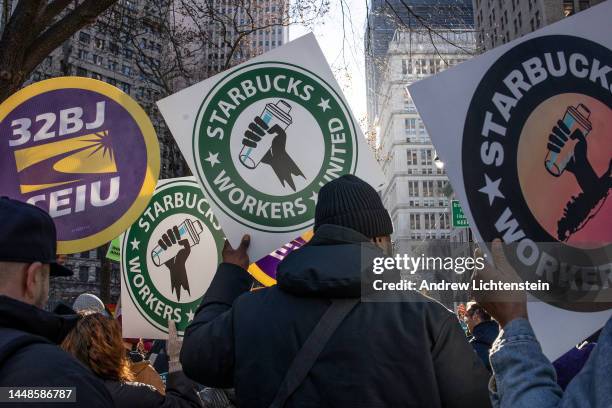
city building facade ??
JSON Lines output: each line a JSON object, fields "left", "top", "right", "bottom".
{"left": 377, "top": 29, "right": 476, "bottom": 251}
{"left": 473, "top": 0, "right": 605, "bottom": 50}
{"left": 365, "top": 0, "right": 474, "bottom": 124}
{"left": 192, "top": 0, "right": 290, "bottom": 80}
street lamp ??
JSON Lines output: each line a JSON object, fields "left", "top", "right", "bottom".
{"left": 434, "top": 155, "right": 444, "bottom": 169}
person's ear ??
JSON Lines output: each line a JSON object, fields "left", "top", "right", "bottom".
{"left": 23, "top": 262, "right": 44, "bottom": 302}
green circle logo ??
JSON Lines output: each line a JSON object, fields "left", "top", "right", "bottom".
{"left": 193, "top": 62, "right": 358, "bottom": 232}
{"left": 122, "top": 179, "right": 224, "bottom": 335}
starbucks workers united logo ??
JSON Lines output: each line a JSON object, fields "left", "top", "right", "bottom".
{"left": 122, "top": 178, "right": 224, "bottom": 335}
{"left": 194, "top": 62, "right": 359, "bottom": 232}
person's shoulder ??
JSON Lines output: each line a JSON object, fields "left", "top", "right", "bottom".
{"left": 105, "top": 379, "right": 164, "bottom": 407}
{"left": 4, "top": 342, "right": 83, "bottom": 375}
{"left": 2, "top": 343, "right": 113, "bottom": 406}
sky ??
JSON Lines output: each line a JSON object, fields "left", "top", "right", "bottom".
{"left": 289, "top": 1, "right": 370, "bottom": 127}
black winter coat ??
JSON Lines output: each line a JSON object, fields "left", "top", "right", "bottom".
{"left": 103, "top": 371, "right": 201, "bottom": 408}
{"left": 469, "top": 320, "right": 500, "bottom": 372}
{"left": 0, "top": 295, "right": 114, "bottom": 408}
{"left": 181, "top": 225, "right": 492, "bottom": 407}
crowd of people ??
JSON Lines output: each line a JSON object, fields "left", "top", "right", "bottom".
{"left": 0, "top": 175, "right": 610, "bottom": 407}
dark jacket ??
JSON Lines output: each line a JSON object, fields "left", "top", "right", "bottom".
{"left": 181, "top": 225, "right": 492, "bottom": 407}
{"left": 469, "top": 320, "right": 500, "bottom": 372}
{"left": 103, "top": 371, "right": 201, "bottom": 408}
{"left": 0, "top": 295, "right": 114, "bottom": 407}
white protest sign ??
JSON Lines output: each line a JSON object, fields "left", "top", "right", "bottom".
{"left": 157, "top": 34, "right": 384, "bottom": 261}
{"left": 409, "top": 2, "right": 612, "bottom": 360}
{"left": 121, "top": 177, "right": 224, "bottom": 339}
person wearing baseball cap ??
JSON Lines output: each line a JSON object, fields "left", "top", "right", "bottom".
{"left": 0, "top": 197, "right": 113, "bottom": 407}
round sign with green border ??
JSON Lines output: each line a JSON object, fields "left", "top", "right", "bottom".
{"left": 121, "top": 178, "right": 224, "bottom": 335}
{"left": 193, "top": 62, "right": 359, "bottom": 233}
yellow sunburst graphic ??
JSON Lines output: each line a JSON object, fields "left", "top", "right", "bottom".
{"left": 14, "top": 130, "right": 117, "bottom": 193}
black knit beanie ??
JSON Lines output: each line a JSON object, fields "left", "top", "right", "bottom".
{"left": 314, "top": 174, "right": 393, "bottom": 238}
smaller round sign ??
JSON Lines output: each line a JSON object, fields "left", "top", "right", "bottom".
{"left": 121, "top": 178, "right": 224, "bottom": 335}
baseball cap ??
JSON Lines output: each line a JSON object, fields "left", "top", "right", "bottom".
{"left": 0, "top": 197, "right": 73, "bottom": 277}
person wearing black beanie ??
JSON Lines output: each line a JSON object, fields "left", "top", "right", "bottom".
{"left": 180, "top": 175, "right": 491, "bottom": 408}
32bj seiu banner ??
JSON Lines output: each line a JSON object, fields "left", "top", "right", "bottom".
{"left": 0, "top": 77, "right": 160, "bottom": 254}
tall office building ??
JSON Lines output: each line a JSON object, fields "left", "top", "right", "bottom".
{"left": 377, "top": 30, "right": 476, "bottom": 249}
{"left": 473, "top": 0, "right": 605, "bottom": 51}
{"left": 196, "top": 0, "right": 290, "bottom": 79}
{"left": 365, "top": 0, "right": 473, "bottom": 125}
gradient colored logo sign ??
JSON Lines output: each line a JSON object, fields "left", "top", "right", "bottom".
{"left": 0, "top": 77, "right": 160, "bottom": 254}
{"left": 248, "top": 230, "right": 313, "bottom": 286}
{"left": 121, "top": 177, "right": 224, "bottom": 337}
{"left": 193, "top": 62, "right": 358, "bottom": 233}
{"left": 462, "top": 35, "right": 611, "bottom": 310}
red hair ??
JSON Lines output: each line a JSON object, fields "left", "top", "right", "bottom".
{"left": 61, "top": 312, "right": 134, "bottom": 382}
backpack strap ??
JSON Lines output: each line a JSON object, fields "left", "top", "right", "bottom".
{"left": 268, "top": 298, "right": 359, "bottom": 408}
{"left": 0, "top": 328, "right": 49, "bottom": 367}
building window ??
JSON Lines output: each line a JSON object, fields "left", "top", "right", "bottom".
{"left": 407, "top": 149, "right": 418, "bottom": 165}
{"left": 535, "top": 10, "right": 541, "bottom": 28}
{"left": 109, "top": 42, "right": 119, "bottom": 55}
{"left": 92, "top": 54, "right": 103, "bottom": 65}
{"left": 423, "top": 181, "right": 434, "bottom": 197}
{"left": 79, "top": 266, "right": 89, "bottom": 282}
{"left": 424, "top": 213, "right": 435, "bottom": 229}
{"left": 120, "top": 82, "right": 131, "bottom": 94}
{"left": 408, "top": 181, "right": 418, "bottom": 196}
{"left": 421, "top": 149, "right": 433, "bottom": 166}
{"left": 440, "top": 212, "right": 450, "bottom": 229}
{"left": 405, "top": 118, "right": 417, "bottom": 135}
{"left": 514, "top": 18, "right": 518, "bottom": 34}
{"left": 78, "top": 49, "right": 90, "bottom": 61}
{"left": 94, "top": 37, "right": 104, "bottom": 49}
{"left": 563, "top": 0, "right": 575, "bottom": 16}
{"left": 410, "top": 213, "right": 420, "bottom": 230}
{"left": 79, "top": 32, "right": 90, "bottom": 44}
{"left": 429, "top": 59, "right": 435, "bottom": 74}
{"left": 578, "top": 0, "right": 590, "bottom": 10}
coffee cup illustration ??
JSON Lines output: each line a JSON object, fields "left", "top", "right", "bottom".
{"left": 239, "top": 100, "right": 293, "bottom": 169}
{"left": 545, "top": 104, "right": 592, "bottom": 177}
{"left": 151, "top": 219, "right": 203, "bottom": 266}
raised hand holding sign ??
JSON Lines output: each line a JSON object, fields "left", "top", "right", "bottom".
{"left": 239, "top": 100, "right": 305, "bottom": 191}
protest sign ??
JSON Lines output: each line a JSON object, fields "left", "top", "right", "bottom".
{"left": 106, "top": 237, "right": 121, "bottom": 262}
{"left": 157, "top": 34, "right": 384, "bottom": 261}
{"left": 121, "top": 177, "right": 224, "bottom": 338}
{"left": 409, "top": 2, "right": 612, "bottom": 359}
{"left": 0, "top": 77, "right": 160, "bottom": 254}
{"left": 248, "top": 230, "right": 313, "bottom": 286}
